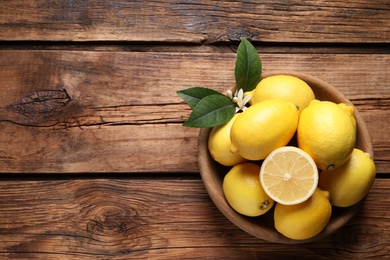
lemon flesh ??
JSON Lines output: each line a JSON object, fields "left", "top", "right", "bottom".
{"left": 260, "top": 146, "right": 319, "bottom": 205}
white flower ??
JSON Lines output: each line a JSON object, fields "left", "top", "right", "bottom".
{"left": 227, "top": 88, "right": 252, "bottom": 112}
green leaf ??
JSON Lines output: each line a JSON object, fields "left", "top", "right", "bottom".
{"left": 183, "top": 94, "right": 236, "bottom": 128}
{"left": 234, "top": 38, "right": 262, "bottom": 92}
{"left": 177, "top": 87, "right": 223, "bottom": 109}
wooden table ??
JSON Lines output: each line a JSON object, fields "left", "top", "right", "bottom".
{"left": 0, "top": 1, "right": 389, "bottom": 258}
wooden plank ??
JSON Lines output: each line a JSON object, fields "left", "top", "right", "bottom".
{"left": 0, "top": 178, "right": 388, "bottom": 258}
{"left": 0, "top": 51, "right": 388, "bottom": 173}
{"left": 0, "top": 123, "right": 199, "bottom": 173}
{"left": 0, "top": 1, "right": 389, "bottom": 43}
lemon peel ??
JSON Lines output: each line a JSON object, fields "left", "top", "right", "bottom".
{"left": 297, "top": 100, "right": 356, "bottom": 171}
{"left": 223, "top": 162, "right": 274, "bottom": 217}
{"left": 208, "top": 114, "right": 247, "bottom": 166}
{"left": 230, "top": 99, "right": 299, "bottom": 161}
{"left": 248, "top": 75, "right": 315, "bottom": 113}
{"left": 274, "top": 187, "right": 332, "bottom": 240}
{"left": 319, "top": 148, "right": 376, "bottom": 207}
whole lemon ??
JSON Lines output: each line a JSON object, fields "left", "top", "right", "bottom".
{"left": 230, "top": 99, "right": 299, "bottom": 161}
{"left": 274, "top": 187, "right": 332, "bottom": 240}
{"left": 297, "top": 100, "right": 356, "bottom": 171}
{"left": 319, "top": 148, "right": 376, "bottom": 207}
{"left": 223, "top": 162, "right": 274, "bottom": 217}
{"left": 246, "top": 75, "right": 315, "bottom": 112}
{"left": 208, "top": 114, "right": 247, "bottom": 166}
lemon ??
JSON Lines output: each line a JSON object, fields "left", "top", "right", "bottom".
{"left": 230, "top": 99, "right": 299, "bottom": 161}
{"left": 274, "top": 187, "right": 332, "bottom": 240}
{"left": 260, "top": 146, "right": 319, "bottom": 205}
{"left": 297, "top": 100, "right": 356, "bottom": 171}
{"left": 208, "top": 114, "right": 247, "bottom": 166}
{"left": 319, "top": 148, "right": 376, "bottom": 207}
{"left": 223, "top": 162, "right": 274, "bottom": 217}
{"left": 246, "top": 75, "right": 315, "bottom": 112}
{"left": 338, "top": 103, "right": 356, "bottom": 127}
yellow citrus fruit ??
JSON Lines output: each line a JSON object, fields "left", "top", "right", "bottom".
{"left": 246, "top": 75, "right": 315, "bottom": 112}
{"left": 208, "top": 114, "right": 247, "bottom": 166}
{"left": 230, "top": 99, "right": 299, "bottom": 161}
{"left": 274, "top": 187, "right": 332, "bottom": 240}
{"left": 319, "top": 148, "right": 376, "bottom": 207}
{"left": 297, "top": 100, "right": 356, "bottom": 171}
{"left": 259, "top": 146, "right": 319, "bottom": 205}
{"left": 223, "top": 162, "right": 274, "bottom": 217}
{"left": 338, "top": 103, "right": 356, "bottom": 127}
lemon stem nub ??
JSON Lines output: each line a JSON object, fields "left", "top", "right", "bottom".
{"left": 327, "top": 164, "right": 335, "bottom": 171}
{"left": 260, "top": 200, "right": 270, "bottom": 210}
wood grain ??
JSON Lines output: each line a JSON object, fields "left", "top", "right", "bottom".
{"left": 0, "top": 51, "right": 388, "bottom": 173}
{"left": 0, "top": 1, "right": 388, "bottom": 258}
{"left": 0, "top": 0, "right": 389, "bottom": 43}
{"left": 0, "top": 178, "right": 387, "bottom": 259}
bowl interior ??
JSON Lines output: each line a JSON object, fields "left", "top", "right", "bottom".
{"left": 198, "top": 71, "right": 373, "bottom": 244}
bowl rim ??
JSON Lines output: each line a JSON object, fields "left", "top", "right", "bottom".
{"left": 198, "top": 70, "right": 374, "bottom": 244}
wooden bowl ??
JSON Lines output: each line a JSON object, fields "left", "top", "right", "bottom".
{"left": 198, "top": 71, "right": 374, "bottom": 244}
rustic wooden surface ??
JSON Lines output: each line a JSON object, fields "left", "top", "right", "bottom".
{"left": 1, "top": 0, "right": 389, "bottom": 43}
{"left": 0, "top": 179, "right": 388, "bottom": 259}
{"left": 0, "top": 1, "right": 389, "bottom": 258}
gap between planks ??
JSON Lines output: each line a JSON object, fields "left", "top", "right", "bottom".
{"left": 0, "top": 41, "right": 389, "bottom": 54}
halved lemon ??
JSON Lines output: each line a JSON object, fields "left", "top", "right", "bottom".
{"left": 260, "top": 146, "right": 319, "bottom": 205}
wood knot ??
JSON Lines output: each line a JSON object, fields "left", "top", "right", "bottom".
{"left": 85, "top": 205, "right": 151, "bottom": 247}
{"left": 228, "top": 29, "right": 254, "bottom": 42}
{"left": 9, "top": 89, "right": 71, "bottom": 118}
